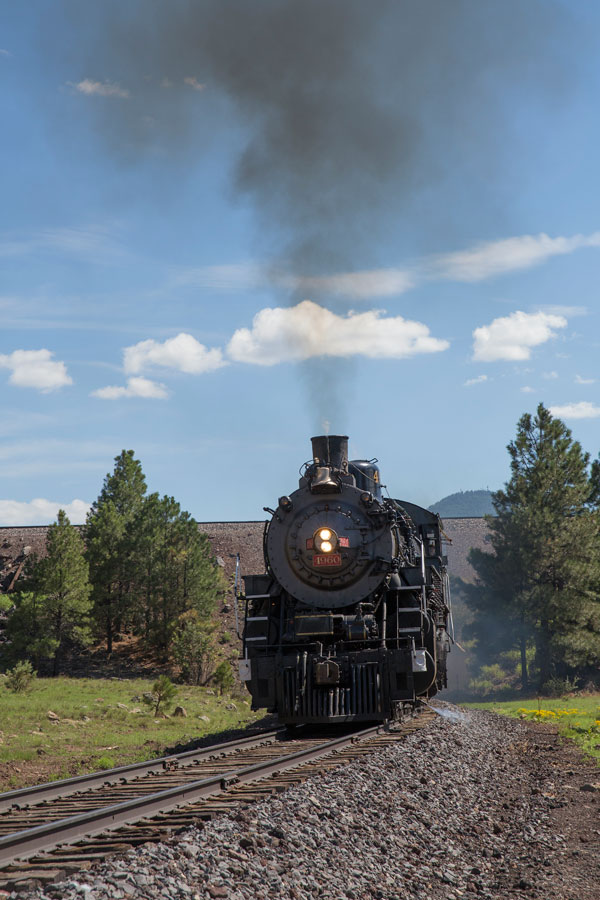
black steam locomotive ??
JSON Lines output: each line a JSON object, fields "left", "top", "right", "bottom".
{"left": 239, "top": 435, "right": 451, "bottom": 724}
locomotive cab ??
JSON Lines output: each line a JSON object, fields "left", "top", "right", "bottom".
{"left": 239, "top": 435, "right": 451, "bottom": 724}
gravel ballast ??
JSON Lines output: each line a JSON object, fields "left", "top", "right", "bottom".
{"left": 8, "top": 705, "right": 600, "bottom": 900}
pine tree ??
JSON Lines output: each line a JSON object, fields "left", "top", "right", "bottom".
{"left": 86, "top": 450, "right": 147, "bottom": 652}
{"left": 23, "top": 510, "right": 92, "bottom": 675}
{"left": 133, "top": 494, "right": 223, "bottom": 656}
{"left": 466, "top": 404, "right": 600, "bottom": 691}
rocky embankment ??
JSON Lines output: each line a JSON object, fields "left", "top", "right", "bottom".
{"left": 8, "top": 705, "right": 600, "bottom": 900}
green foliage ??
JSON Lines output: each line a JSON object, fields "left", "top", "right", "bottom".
{"left": 5, "top": 660, "right": 36, "bottom": 693}
{"left": 3, "top": 592, "right": 57, "bottom": 668}
{"left": 0, "top": 595, "right": 13, "bottom": 613}
{"left": 213, "top": 660, "right": 235, "bottom": 695}
{"left": 85, "top": 450, "right": 224, "bottom": 660}
{"left": 4, "top": 450, "right": 225, "bottom": 678}
{"left": 142, "top": 675, "right": 178, "bottom": 716}
{"left": 541, "top": 674, "right": 581, "bottom": 698}
{"left": 465, "top": 404, "right": 600, "bottom": 693}
{"left": 172, "top": 610, "right": 216, "bottom": 684}
{"left": 86, "top": 450, "right": 147, "bottom": 654}
{"left": 7, "top": 511, "right": 92, "bottom": 675}
{"left": 133, "top": 494, "right": 223, "bottom": 654}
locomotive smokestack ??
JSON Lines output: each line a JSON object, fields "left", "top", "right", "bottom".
{"left": 311, "top": 435, "right": 349, "bottom": 474}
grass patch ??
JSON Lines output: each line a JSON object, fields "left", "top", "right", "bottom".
{"left": 466, "top": 694, "right": 600, "bottom": 764}
{"left": 0, "top": 675, "right": 260, "bottom": 790}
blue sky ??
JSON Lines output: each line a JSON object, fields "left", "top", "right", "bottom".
{"left": 1, "top": 1, "right": 600, "bottom": 525}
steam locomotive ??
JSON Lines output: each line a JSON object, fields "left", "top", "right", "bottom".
{"left": 238, "top": 435, "right": 452, "bottom": 724}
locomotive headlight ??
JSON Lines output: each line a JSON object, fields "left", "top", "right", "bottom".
{"left": 313, "top": 527, "right": 338, "bottom": 553}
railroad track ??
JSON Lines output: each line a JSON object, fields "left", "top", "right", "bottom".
{"left": 0, "top": 709, "right": 435, "bottom": 893}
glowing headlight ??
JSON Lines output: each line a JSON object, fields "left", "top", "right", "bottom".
{"left": 319, "top": 528, "right": 332, "bottom": 541}
{"left": 320, "top": 540, "right": 333, "bottom": 553}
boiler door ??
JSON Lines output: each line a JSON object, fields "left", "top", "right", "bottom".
{"left": 265, "top": 484, "right": 395, "bottom": 609}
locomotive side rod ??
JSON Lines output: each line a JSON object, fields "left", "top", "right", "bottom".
{"left": 0, "top": 723, "right": 386, "bottom": 869}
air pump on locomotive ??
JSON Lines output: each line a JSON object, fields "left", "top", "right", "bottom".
{"left": 238, "top": 435, "right": 452, "bottom": 724}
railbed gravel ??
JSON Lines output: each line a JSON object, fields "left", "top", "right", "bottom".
{"left": 10, "top": 705, "right": 596, "bottom": 900}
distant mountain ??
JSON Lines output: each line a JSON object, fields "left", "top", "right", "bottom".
{"left": 428, "top": 490, "right": 496, "bottom": 518}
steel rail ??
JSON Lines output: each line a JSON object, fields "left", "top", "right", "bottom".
{"left": 0, "top": 723, "right": 384, "bottom": 868}
{"left": 0, "top": 728, "right": 284, "bottom": 814}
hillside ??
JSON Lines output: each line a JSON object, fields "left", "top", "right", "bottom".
{"left": 429, "top": 489, "right": 495, "bottom": 517}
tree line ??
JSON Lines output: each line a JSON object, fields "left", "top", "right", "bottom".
{"left": 462, "top": 404, "right": 600, "bottom": 695}
{"left": 1, "top": 451, "right": 227, "bottom": 680}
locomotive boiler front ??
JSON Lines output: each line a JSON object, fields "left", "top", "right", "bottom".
{"left": 265, "top": 436, "right": 397, "bottom": 609}
{"left": 240, "top": 435, "right": 451, "bottom": 724}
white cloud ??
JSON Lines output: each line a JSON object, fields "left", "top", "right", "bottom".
{"left": 0, "top": 349, "right": 72, "bottom": 392}
{"left": 0, "top": 225, "right": 125, "bottom": 263}
{"left": 549, "top": 401, "right": 600, "bottom": 420}
{"left": 183, "top": 76, "right": 205, "bottom": 91}
{"left": 464, "top": 375, "right": 488, "bottom": 387}
{"left": 472, "top": 311, "right": 567, "bottom": 362}
{"left": 537, "top": 304, "right": 588, "bottom": 318}
{"left": 521, "top": 386, "right": 535, "bottom": 393}
{"left": 288, "top": 269, "right": 415, "bottom": 300}
{"left": 227, "top": 300, "right": 449, "bottom": 366}
{"left": 432, "top": 232, "right": 600, "bottom": 282}
{"left": 68, "top": 79, "right": 130, "bottom": 98}
{"left": 0, "top": 49, "right": 10, "bottom": 57}
{"left": 0, "top": 498, "right": 90, "bottom": 526}
{"left": 170, "top": 262, "right": 264, "bottom": 291}
{"left": 124, "top": 333, "right": 226, "bottom": 375}
{"left": 575, "top": 374, "right": 595, "bottom": 385}
{"left": 163, "top": 231, "right": 600, "bottom": 303}
{"left": 92, "top": 376, "right": 168, "bottom": 400}
{"left": 542, "top": 371, "right": 558, "bottom": 380}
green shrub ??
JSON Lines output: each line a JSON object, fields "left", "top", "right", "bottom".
{"left": 541, "top": 674, "right": 581, "bottom": 698}
{"left": 142, "top": 675, "right": 178, "bottom": 716}
{"left": 5, "top": 660, "right": 36, "bottom": 693}
{"left": 172, "top": 611, "right": 216, "bottom": 685}
{"left": 468, "top": 663, "right": 516, "bottom": 697}
{"left": 213, "top": 661, "right": 235, "bottom": 696}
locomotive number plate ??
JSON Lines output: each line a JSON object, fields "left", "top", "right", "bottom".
{"left": 313, "top": 553, "right": 342, "bottom": 567}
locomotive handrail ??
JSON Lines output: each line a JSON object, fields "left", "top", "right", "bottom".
{"left": 233, "top": 552, "right": 242, "bottom": 639}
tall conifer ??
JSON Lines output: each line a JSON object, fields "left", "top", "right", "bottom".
{"left": 23, "top": 510, "right": 92, "bottom": 675}
{"left": 466, "top": 404, "right": 600, "bottom": 691}
{"left": 86, "top": 450, "right": 147, "bottom": 652}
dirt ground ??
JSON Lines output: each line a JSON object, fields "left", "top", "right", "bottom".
{"left": 497, "top": 719, "right": 600, "bottom": 899}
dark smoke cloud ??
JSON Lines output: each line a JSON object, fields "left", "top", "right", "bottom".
{"left": 58, "top": 0, "right": 571, "bottom": 268}
{"left": 55, "top": 0, "right": 573, "bottom": 430}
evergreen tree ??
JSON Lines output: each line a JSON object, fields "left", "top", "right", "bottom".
{"left": 3, "top": 592, "right": 56, "bottom": 670}
{"left": 13, "top": 510, "right": 92, "bottom": 675}
{"left": 466, "top": 404, "right": 600, "bottom": 691}
{"left": 172, "top": 609, "right": 217, "bottom": 684}
{"left": 133, "top": 494, "right": 223, "bottom": 655}
{"left": 86, "top": 450, "right": 147, "bottom": 652}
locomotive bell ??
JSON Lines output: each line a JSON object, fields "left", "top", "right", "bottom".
{"left": 310, "top": 466, "right": 340, "bottom": 493}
